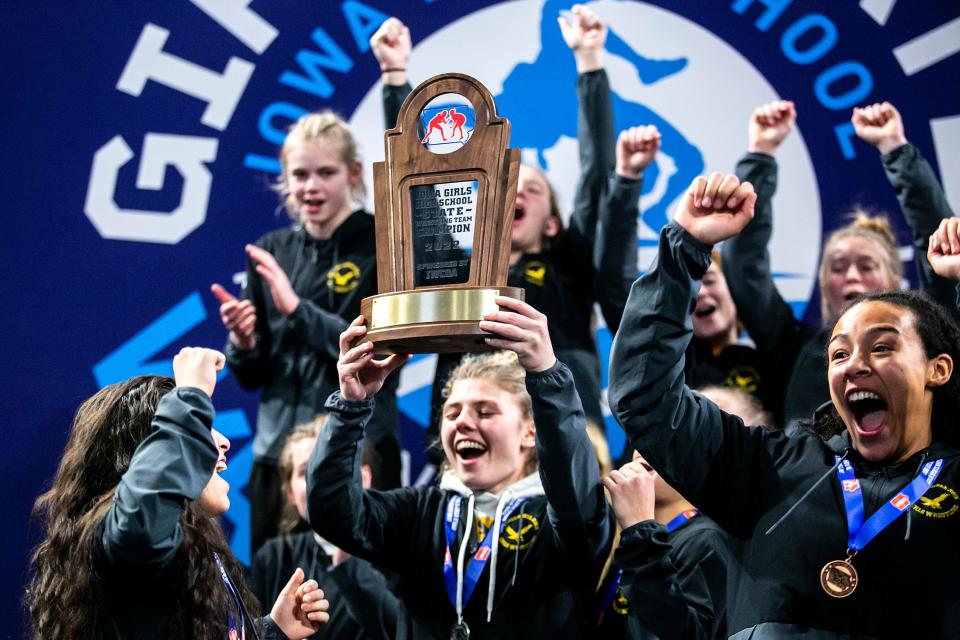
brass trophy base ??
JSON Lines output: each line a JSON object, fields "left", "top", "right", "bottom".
{"left": 358, "top": 286, "right": 524, "bottom": 354}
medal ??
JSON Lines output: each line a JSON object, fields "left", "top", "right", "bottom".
{"left": 825, "top": 456, "right": 943, "bottom": 599}
{"left": 450, "top": 620, "right": 470, "bottom": 640}
{"left": 820, "top": 556, "right": 858, "bottom": 598}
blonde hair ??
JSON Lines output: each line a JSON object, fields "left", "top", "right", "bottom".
{"left": 697, "top": 385, "right": 775, "bottom": 430}
{"left": 275, "top": 111, "right": 366, "bottom": 218}
{"left": 818, "top": 211, "right": 901, "bottom": 321}
{"left": 277, "top": 416, "right": 325, "bottom": 533}
{"left": 442, "top": 351, "right": 532, "bottom": 419}
{"left": 440, "top": 351, "right": 538, "bottom": 475}
{"left": 585, "top": 419, "right": 613, "bottom": 477}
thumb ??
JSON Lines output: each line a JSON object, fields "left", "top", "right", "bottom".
{"left": 279, "top": 567, "right": 305, "bottom": 597}
{"left": 211, "top": 283, "right": 237, "bottom": 304}
{"left": 742, "top": 189, "right": 757, "bottom": 221}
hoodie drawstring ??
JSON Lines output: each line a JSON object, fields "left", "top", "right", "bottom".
{"left": 766, "top": 450, "right": 850, "bottom": 536}
{"left": 485, "top": 489, "right": 514, "bottom": 622}
{"left": 454, "top": 493, "right": 476, "bottom": 626}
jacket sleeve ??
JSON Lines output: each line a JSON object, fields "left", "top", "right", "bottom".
{"left": 608, "top": 222, "right": 774, "bottom": 536}
{"left": 881, "top": 142, "right": 958, "bottom": 310}
{"left": 617, "top": 521, "right": 728, "bottom": 640}
{"left": 258, "top": 616, "right": 289, "bottom": 640}
{"left": 331, "top": 557, "right": 402, "bottom": 640}
{"left": 567, "top": 69, "right": 616, "bottom": 259}
{"left": 596, "top": 175, "right": 642, "bottom": 334}
{"left": 383, "top": 82, "right": 413, "bottom": 130}
{"left": 573, "top": 68, "right": 639, "bottom": 334}
{"left": 305, "top": 391, "right": 422, "bottom": 572}
{"left": 286, "top": 299, "right": 348, "bottom": 360}
{"left": 529, "top": 362, "right": 614, "bottom": 570}
{"left": 98, "top": 387, "right": 218, "bottom": 572}
{"left": 721, "top": 153, "right": 813, "bottom": 362}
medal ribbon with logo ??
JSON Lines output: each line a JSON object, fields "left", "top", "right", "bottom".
{"left": 443, "top": 494, "right": 527, "bottom": 638}
{"left": 214, "top": 552, "right": 246, "bottom": 640}
{"left": 822, "top": 456, "right": 943, "bottom": 598}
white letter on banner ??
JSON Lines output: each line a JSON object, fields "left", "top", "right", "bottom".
{"left": 116, "top": 24, "right": 254, "bottom": 130}
{"left": 189, "top": 0, "right": 278, "bottom": 54}
{"left": 859, "top": 0, "right": 897, "bottom": 26}
{"left": 84, "top": 134, "right": 218, "bottom": 244}
{"left": 931, "top": 115, "right": 960, "bottom": 217}
{"left": 893, "top": 17, "right": 960, "bottom": 77}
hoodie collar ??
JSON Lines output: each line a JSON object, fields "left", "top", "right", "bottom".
{"left": 440, "top": 471, "right": 544, "bottom": 513}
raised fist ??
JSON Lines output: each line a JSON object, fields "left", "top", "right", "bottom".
{"left": 748, "top": 100, "right": 796, "bottom": 155}
{"left": 173, "top": 347, "right": 225, "bottom": 397}
{"left": 616, "top": 125, "right": 661, "bottom": 179}
{"left": 673, "top": 173, "right": 756, "bottom": 245}
{"left": 852, "top": 102, "right": 907, "bottom": 155}
{"left": 370, "top": 17, "right": 411, "bottom": 81}
{"left": 928, "top": 217, "right": 960, "bottom": 282}
{"left": 558, "top": 4, "right": 607, "bottom": 72}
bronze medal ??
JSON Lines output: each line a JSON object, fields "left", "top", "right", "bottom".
{"left": 820, "top": 558, "right": 858, "bottom": 598}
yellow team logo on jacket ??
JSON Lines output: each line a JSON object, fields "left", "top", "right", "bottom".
{"left": 524, "top": 261, "right": 547, "bottom": 287}
{"left": 611, "top": 588, "right": 630, "bottom": 615}
{"left": 912, "top": 484, "right": 958, "bottom": 519}
{"left": 500, "top": 513, "right": 539, "bottom": 550}
{"left": 327, "top": 261, "right": 361, "bottom": 293}
{"left": 725, "top": 365, "right": 760, "bottom": 394}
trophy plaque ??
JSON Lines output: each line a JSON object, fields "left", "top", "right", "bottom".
{"left": 360, "top": 73, "right": 523, "bottom": 354}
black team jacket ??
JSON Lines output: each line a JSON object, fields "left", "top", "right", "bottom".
{"left": 609, "top": 222, "right": 960, "bottom": 639}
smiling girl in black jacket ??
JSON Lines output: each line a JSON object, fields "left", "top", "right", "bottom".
{"left": 609, "top": 172, "right": 960, "bottom": 638}
{"left": 306, "top": 297, "right": 614, "bottom": 639}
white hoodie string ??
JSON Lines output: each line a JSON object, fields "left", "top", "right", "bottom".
{"left": 485, "top": 489, "right": 513, "bottom": 622}
{"left": 454, "top": 493, "right": 476, "bottom": 626}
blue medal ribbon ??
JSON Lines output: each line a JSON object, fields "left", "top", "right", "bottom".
{"left": 596, "top": 569, "right": 622, "bottom": 623}
{"left": 834, "top": 456, "right": 943, "bottom": 553}
{"left": 666, "top": 509, "right": 699, "bottom": 533}
{"left": 214, "top": 552, "right": 246, "bottom": 640}
{"left": 443, "top": 494, "right": 527, "bottom": 610}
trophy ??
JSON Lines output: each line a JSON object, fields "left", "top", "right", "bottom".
{"left": 360, "top": 73, "right": 523, "bottom": 354}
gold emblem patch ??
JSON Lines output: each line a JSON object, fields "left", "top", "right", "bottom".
{"left": 524, "top": 261, "right": 546, "bottom": 287}
{"left": 611, "top": 587, "right": 630, "bottom": 615}
{"left": 499, "top": 513, "right": 539, "bottom": 550}
{"left": 327, "top": 261, "right": 361, "bottom": 293}
{"left": 912, "top": 483, "right": 958, "bottom": 519}
{"left": 725, "top": 365, "right": 760, "bottom": 394}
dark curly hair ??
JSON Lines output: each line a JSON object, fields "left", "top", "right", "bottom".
{"left": 811, "top": 291, "right": 960, "bottom": 449}
{"left": 27, "top": 376, "right": 260, "bottom": 639}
